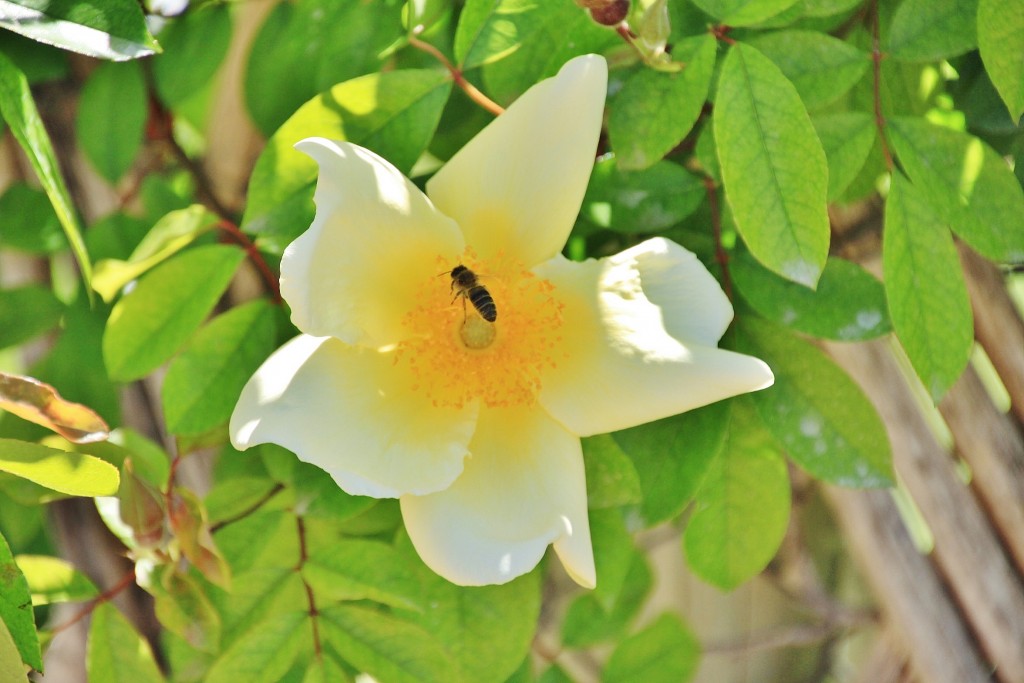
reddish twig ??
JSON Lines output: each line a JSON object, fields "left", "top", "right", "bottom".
{"left": 216, "top": 219, "right": 282, "bottom": 303}
{"left": 869, "top": 1, "right": 894, "bottom": 170}
{"left": 407, "top": 30, "right": 505, "bottom": 116}
{"left": 703, "top": 176, "right": 733, "bottom": 301}
{"left": 51, "top": 567, "right": 137, "bottom": 634}
{"left": 710, "top": 24, "right": 737, "bottom": 46}
{"left": 296, "top": 516, "right": 322, "bottom": 658}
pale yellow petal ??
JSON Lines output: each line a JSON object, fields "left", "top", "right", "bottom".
{"left": 230, "top": 335, "right": 478, "bottom": 498}
{"left": 283, "top": 138, "right": 465, "bottom": 348}
{"left": 426, "top": 55, "right": 607, "bottom": 268}
{"left": 401, "top": 405, "right": 595, "bottom": 588}
{"left": 535, "top": 239, "right": 774, "bottom": 436}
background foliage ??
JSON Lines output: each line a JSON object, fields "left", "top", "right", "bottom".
{"left": 0, "top": 0, "right": 1022, "bottom": 681}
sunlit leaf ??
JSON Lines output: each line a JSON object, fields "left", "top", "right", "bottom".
{"left": 811, "top": 112, "right": 876, "bottom": 201}
{"left": 0, "top": 372, "right": 109, "bottom": 443}
{"left": 0, "top": 531, "right": 41, "bottom": 671}
{"left": 87, "top": 603, "right": 165, "bottom": 682}
{"left": 14, "top": 554, "right": 98, "bottom": 605}
{"left": 205, "top": 609, "right": 305, "bottom": 683}
{"left": 455, "top": 0, "right": 531, "bottom": 70}
{"left": 581, "top": 434, "right": 642, "bottom": 509}
{"left": 978, "top": 0, "right": 1024, "bottom": 119}
{"left": 748, "top": 30, "right": 868, "bottom": 110}
{"left": 0, "top": 438, "right": 119, "bottom": 496}
{"left": 303, "top": 539, "right": 421, "bottom": 610}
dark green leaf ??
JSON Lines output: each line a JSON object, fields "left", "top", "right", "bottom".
{"left": 320, "top": 604, "right": 457, "bottom": 683}
{"left": 733, "top": 317, "right": 895, "bottom": 486}
{"left": 603, "top": 614, "right": 700, "bottom": 683}
{"left": 608, "top": 35, "right": 716, "bottom": 171}
{"left": 87, "top": 603, "right": 165, "bottom": 682}
{"left": 0, "top": 0, "right": 159, "bottom": 60}
{"left": 205, "top": 610, "right": 306, "bottom": 683}
{"left": 0, "top": 286, "right": 63, "bottom": 350}
{"left": 85, "top": 212, "right": 151, "bottom": 262}
{"left": 103, "top": 244, "right": 244, "bottom": 381}
{"left": 747, "top": 30, "right": 869, "bottom": 110}
{"left": 812, "top": 112, "right": 876, "bottom": 201}
{"left": 152, "top": 3, "right": 232, "bottom": 107}
{"left": 689, "top": 0, "right": 802, "bottom": 26}
{"left": 0, "top": 52, "right": 92, "bottom": 293}
{"left": 392, "top": 533, "right": 540, "bottom": 683}
{"left": 888, "top": 0, "right": 977, "bottom": 62}
{"left": 883, "top": 173, "right": 973, "bottom": 401}
{"left": 76, "top": 60, "right": 146, "bottom": 182}
{"left": 684, "top": 400, "right": 789, "bottom": 590}
{"left": 0, "top": 438, "right": 119, "bottom": 496}
{"left": 162, "top": 300, "right": 276, "bottom": 435}
{"left": 244, "top": 0, "right": 404, "bottom": 136}
{"left": 0, "top": 530, "right": 41, "bottom": 671}
{"left": 887, "top": 117, "right": 1024, "bottom": 264}
{"left": 581, "top": 156, "right": 705, "bottom": 234}
{"left": 613, "top": 402, "right": 728, "bottom": 526}
{"left": 581, "top": 434, "right": 642, "bottom": 509}
{"left": 732, "top": 252, "right": 892, "bottom": 341}
{"left": 562, "top": 552, "right": 652, "bottom": 647}
{"left": 0, "top": 183, "right": 66, "bottom": 253}
{"left": 242, "top": 69, "right": 452, "bottom": 251}
{"left": 978, "top": 0, "right": 1024, "bottom": 119}
{"left": 714, "top": 43, "right": 830, "bottom": 288}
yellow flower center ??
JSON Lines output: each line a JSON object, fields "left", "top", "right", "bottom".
{"left": 395, "top": 253, "right": 564, "bottom": 409}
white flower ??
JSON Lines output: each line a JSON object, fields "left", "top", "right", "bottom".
{"left": 230, "top": 55, "right": 774, "bottom": 588}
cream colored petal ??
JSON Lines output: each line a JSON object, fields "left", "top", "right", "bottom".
{"left": 282, "top": 138, "right": 465, "bottom": 348}
{"left": 400, "top": 405, "right": 595, "bottom": 588}
{"left": 535, "top": 239, "right": 774, "bottom": 437}
{"left": 426, "top": 55, "right": 607, "bottom": 268}
{"left": 230, "top": 335, "right": 478, "bottom": 498}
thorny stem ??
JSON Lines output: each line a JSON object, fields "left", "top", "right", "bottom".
{"left": 869, "top": 0, "right": 895, "bottom": 171}
{"left": 704, "top": 176, "right": 733, "bottom": 301}
{"left": 408, "top": 29, "right": 505, "bottom": 116}
{"left": 216, "top": 219, "right": 282, "bottom": 303}
{"left": 296, "top": 516, "right": 322, "bottom": 659}
{"left": 51, "top": 567, "right": 137, "bottom": 634}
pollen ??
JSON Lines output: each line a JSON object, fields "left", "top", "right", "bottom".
{"left": 395, "top": 253, "right": 564, "bottom": 409}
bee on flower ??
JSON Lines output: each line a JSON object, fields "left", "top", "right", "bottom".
{"left": 230, "top": 55, "right": 773, "bottom": 588}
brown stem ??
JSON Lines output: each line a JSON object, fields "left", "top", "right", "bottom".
{"left": 296, "top": 516, "right": 322, "bottom": 658}
{"left": 703, "top": 176, "right": 733, "bottom": 301}
{"left": 869, "top": 1, "right": 894, "bottom": 171}
{"left": 216, "top": 220, "right": 282, "bottom": 303}
{"left": 51, "top": 567, "right": 137, "bottom": 634}
{"left": 710, "top": 24, "right": 737, "bottom": 46}
{"left": 407, "top": 31, "right": 505, "bottom": 116}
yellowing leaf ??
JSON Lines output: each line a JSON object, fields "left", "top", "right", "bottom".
{"left": 0, "top": 372, "right": 109, "bottom": 444}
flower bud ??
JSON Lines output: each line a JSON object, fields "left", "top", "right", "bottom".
{"left": 589, "top": 0, "right": 630, "bottom": 25}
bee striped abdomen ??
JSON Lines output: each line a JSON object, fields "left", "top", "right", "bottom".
{"left": 467, "top": 286, "right": 497, "bottom": 322}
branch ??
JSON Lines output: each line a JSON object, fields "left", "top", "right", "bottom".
{"left": 407, "top": 30, "right": 505, "bottom": 116}
{"left": 51, "top": 567, "right": 137, "bottom": 634}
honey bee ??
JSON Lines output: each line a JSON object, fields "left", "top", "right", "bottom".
{"left": 448, "top": 265, "right": 497, "bottom": 322}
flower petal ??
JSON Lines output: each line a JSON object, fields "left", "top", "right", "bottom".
{"left": 401, "top": 406, "right": 595, "bottom": 588}
{"left": 535, "top": 238, "right": 774, "bottom": 436}
{"left": 426, "top": 55, "right": 607, "bottom": 268}
{"left": 283, "top": 138, "right": 465, "bottom": 348}
{"left": 230, "top": 335, "right": 478, "bottom": 498}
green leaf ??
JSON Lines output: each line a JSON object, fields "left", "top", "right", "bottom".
{"left": 0, "top": 617, "right": 27, "bottom": 682}
{"left": 0, "top": 0, "right": 159, "bottom": 61}
{"left": 581, "top": 434, "right": 642, "bottom": 509}
{"left": 86, "top": 603, "right": 165, "bottom": 682}
{"left": 103, "top": 244, "right": 245, "bottom": 382}
{"left": 149, "top": 567, "right": 222, "bottom": 654}
{"left": 0, "top": 286, "right": 63, "bottom": 350}
{"left": 684, "top": 400, "right": 790, "bottom": 590}
{"left": 244, "top": 0, "right": 404, "bottom": 137}
{"left": 883, "top": 173, "right": 973, "bottom": 401}
{"left": 0, "top": 183, "right": 66, "bottom": 253}
{"left": 589, "top": 509, "right": 635, "bottom": 611}
{"left": 455, "top": 0, "right": 532, "bottom": 70}
{"left": 85, "top": 212, "right": 150, "bottom": 262}
{"left": 204, "top": 610, "right": 306, "bottom": 683}
{"left": 603, "top": 614, "right": 700, "bottom": 683}
{"left": 0, "top": 531, "right": 41, "bottom": 672}
{"left": 302, "top": 539, "right": 422, "bottom": 611}
{"left": 732, "top": 252, "right": 892, "bottom": 341}
{"left": 580, "top": 156, "right": 705, "bottom": 234}
{"left": 203, "top": 475, "right": 278, "bottom": 524}
{"left": 162, "top": 300, "right": 276, "bottom": 435}
{"left": 747, "top": 30, "right": 868, "bottom": 110}
{"left": 0, "top": 52, "right": 92, "bottom": 294}
{"left": 714, "top": 43, "right": 830, "bottom": 288}
{"left": 320, "top": 604, "right": 457, "bottom": 683}
{"left": 214, "top": 509, "right": 297, "bottom": 575}
{"left": 887, "top": 117, "right": 1024, "bottom": 263}
{"left": 478, "top": 0, "right": 618, "bottom": 106}
{"left": 733, "top": 317, "right": 895, "bottom": 486}
{"left": 607, "top": 35, "right": 717, "bottom": 171}
{"left": 152, "top": 3, "right": 232, "bottom": 107}
{"left": 888, "top": 0, "right": 978, "bottom": 62}
{"left": 978, "top": 0, "right": 1024, "bottom": 119}
{"left": 392, "top": 533, "right": 540, "bottom": 683}
{"left": 0, "top": 438, "right": 119, "bottom": 496}
{"left": 242, "top": 69, "right": 452, "bottom": 250}
{"left": 76, "top": 60, "right": 146, "bottom": 182}
{"left": 811, "top": 112, "right": 876, "bottom": 201}
{"left": 689, "top": 0, "right": 802, "bottom": 26}
{"left": 93, "top": 204, "right": 221, "bottom": 302}
{"left": 15, "top": 554, "right": 98, "bottom": 605}
{"left": 562, "top": 552, "right": 652, "bottom": 647}
{"left": 613, "top": 402, "right": 729, "bottom": 526}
